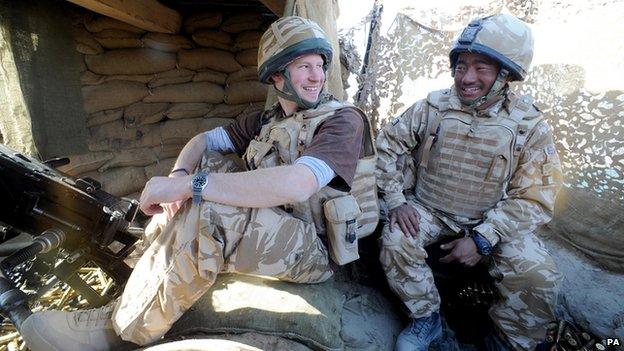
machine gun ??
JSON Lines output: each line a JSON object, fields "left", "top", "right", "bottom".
{"left": 0, "top": 143, "right": 141, "bottom": 329}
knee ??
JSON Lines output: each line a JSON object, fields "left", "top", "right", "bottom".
{"left": 506, "top": 259, "right": 563, "bottom": 296}
{"left": 379, "top": 225, "right": 426, "bottom": 265}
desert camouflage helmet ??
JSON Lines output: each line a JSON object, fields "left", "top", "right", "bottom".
{"left": 257, "top": 16, "right": 333, "bottom": 84}
{"left": 450, "top": 13, "right": 534, "bottom": 81}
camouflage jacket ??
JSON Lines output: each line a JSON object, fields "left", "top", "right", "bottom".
{"left": 375, "top": 87, "right": 563, "bottom": 246}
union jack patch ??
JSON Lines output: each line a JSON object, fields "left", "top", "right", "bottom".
{"left": 545, "top": 145, "right": 556, "bottom": 155}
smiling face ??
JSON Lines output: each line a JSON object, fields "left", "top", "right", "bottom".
{"left": 272, "top": 53, "right": 325, "bottom": 113}
{"left": 453, "top": 52, "right": 501, "bottom": 104}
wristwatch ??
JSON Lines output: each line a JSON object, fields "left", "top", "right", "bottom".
{"left": 191, "top": 171, "right": 208, "bottom": 205}
{"left": 470, "top": 230, "right": 493, "bottom": 256}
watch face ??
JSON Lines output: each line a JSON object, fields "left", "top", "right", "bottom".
{"left": 192, "top": 174, "right": 207, "bottom": 189}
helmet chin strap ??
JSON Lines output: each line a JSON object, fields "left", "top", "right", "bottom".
{"left": 274, "top": 69, "right": 322, "bottom": 110}
{"left": 464, "top": 69, "right": 510, "bottom": 109}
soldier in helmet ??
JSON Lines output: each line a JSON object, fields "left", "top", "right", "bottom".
{"left": 376, "top": 14, "right": 563, "bottom": 351}
{"left": 20, "top": 16, "right": 377, "bottom": 351}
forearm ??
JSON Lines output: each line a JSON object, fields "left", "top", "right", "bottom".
{"left": 172, "top": 133, "right": 207, "bottom": 174}
{"left": 376, "top": 102, "right": 426, "bottom": 210}
{"left": 203, "top": 164, "right": 318, "bottom": 208}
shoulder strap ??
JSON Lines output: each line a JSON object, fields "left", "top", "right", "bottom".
{"left": 419, "top": 90, "right": 451, "bottom": 169}
{"left": 508, "top": 95, "right": 544, "bottom": 171}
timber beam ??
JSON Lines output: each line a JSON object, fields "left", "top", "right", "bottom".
{"left": 66, "top": 0, "right": 182, "bottom": 33}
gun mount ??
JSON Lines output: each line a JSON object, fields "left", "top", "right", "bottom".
{"left": 0, "top": 144, "right": 142, "bottom": 329}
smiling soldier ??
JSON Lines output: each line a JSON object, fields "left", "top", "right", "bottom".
{"left": 375, "top": 14, "right": 563, "bottom": 351}
{"left": 20, "top": 16, "right": 377, "bottom": 351}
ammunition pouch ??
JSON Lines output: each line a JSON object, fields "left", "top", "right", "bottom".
{"left": 323, "top": 195, "right": 361, "bottom": 265}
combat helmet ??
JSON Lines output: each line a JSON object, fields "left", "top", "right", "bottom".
{"left": 258, "top": 16, "right": 333, "bottom": 109}
{"left": 449, "top": 14, "right": 534, "bottom": 107}
{"left": 450, "top": 13, "right": 534, "bottom": 81}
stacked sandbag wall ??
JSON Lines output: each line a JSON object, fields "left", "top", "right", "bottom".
{"left": 59, "top": 12, "right": 270, "bottom": 198}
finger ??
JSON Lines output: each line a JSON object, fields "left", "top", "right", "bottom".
{"left": 408, "top": 211, "right": 420, "bottom": 233}
{"left": 142, "top": 204, "right": 163, "bottom": 216}
{"left": 398, "top": 216, "right": 417, "bottom": 237}
{"left": 440, "top": 240, "right": 457, "bottom": 250}
{"left": 439, "top": 253, "right": 455, "bottom": 263}
{"left": 389, "top": 214, "right": 396, "bottom": 232}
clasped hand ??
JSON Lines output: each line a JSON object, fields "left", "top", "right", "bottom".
{"left": 388, "top": 204, "right": 481, "bottom": 267}
{"left": 139, "top": 174, "right": 191, "bottom": 219}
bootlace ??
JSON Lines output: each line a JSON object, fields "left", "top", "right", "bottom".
{"left": 72, "top": 304, "right": 114, "bottom": 328}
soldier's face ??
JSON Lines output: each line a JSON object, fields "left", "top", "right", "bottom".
{"left": 279, "top": 54, "right": 325, "bottom": 103}
{"left": 454, "top": 52, "right": 500, "bottom": 103}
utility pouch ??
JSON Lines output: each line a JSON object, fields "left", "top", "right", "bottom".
{"left": 245, "top": 140, "right": 277, "bottom": 169}
{"left": 323, "top": 195, "right": 362, "bottom": 265}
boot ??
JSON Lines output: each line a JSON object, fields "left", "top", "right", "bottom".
{"left": 19, "top": 303, "right": 129, "bottom": 351}
{"left": 395, "top": 311, "right": 443, "bottom": 351}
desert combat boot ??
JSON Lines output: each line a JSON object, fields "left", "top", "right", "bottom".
{"left": 395, "top": 311, "right": 443, "bottom": 351}
{"left": 19, "top": 303, "right": 129, "bottom": 351}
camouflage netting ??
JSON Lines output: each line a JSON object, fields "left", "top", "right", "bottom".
{"left": 343, "top": 0, "right": 624, "bottom": 202}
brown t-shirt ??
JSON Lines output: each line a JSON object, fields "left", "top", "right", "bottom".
{"left": 225, "top": 107, "right": 364, "bottom": 191}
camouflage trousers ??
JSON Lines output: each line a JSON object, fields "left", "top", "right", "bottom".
{"left": 111, "top": 152, "right": 333, "bottom": 345}
{"left": 379, "top": 199, "right": 562, "bottom": 351}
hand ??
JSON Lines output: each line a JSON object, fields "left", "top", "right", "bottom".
{"left": 439, "top": 237, "right": 482, "bottom": 267}
{"left": 161, "top": 171, "right": 189, "bottom": 220}
{"left": 140, "top": 175, "right": 191, "bottom": 216}
{"left": 388, "top": 203, "right": 420, "bottom": 238}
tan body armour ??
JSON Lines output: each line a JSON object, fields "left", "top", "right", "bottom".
{"left": 415, "top": 89, "right": 543, "bottom": 219}
{"left": 243, "top": 99, "right": 379, "bottom": 264}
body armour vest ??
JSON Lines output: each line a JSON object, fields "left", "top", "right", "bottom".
{"left": 243, "top": 97, "right": 379, "bottom": 238}
{"left": 415, "top": 89, "right": 543, "bottom": 219}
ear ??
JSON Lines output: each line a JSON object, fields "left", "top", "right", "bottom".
{"left": 271, "top": 72, "right": 284, "bottom": 84}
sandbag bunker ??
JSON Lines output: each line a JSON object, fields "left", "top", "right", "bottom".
{"left": 61, "top": 10, "right": 270, "bottom": 198}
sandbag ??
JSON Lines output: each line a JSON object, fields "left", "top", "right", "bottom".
{"left": 178, "top": 48, "right": 242, "bottom": 73}
{"left": 226, "top": 66, "right": 258, "bottom": 84}
{"left": 192, "top": 70, "right": 227, "bottom": 85}
{"left": 148, "top": 68, "right": 195, "bottom": 88}
{"left": 165, "top": 103, "right": 213, "bottom": 119}
{"left": 93, "top": 29, "right": 143, "bottom": 49}
{"left": 233, "top": 31, "right": 262, "bottom": 51}
{"left": 85, "top": 16, "right": 145, "bottom": 34}
{"left": 57, "top": 151, "right": 114, "bottom": 176}
{"left": 166, "top": 274, "right": 345, "bottom": 351}
{"left": 548, "top": 186, "right": 624, "bottom": 273}
{"left": 142, "top": 33, "right": 193, "bottom": 52}
{"left": 221, "top": 13, "right": 264, "bottom": 33}
{"left": 82, "top": 81, "right": 149, "bottom": 114}
{"left": 184, "top": 12, "right": 223, "bottom": 34}
{"left": 73, "top": 26, "right": 103, "bottom": 55}
{"left": 144, "top": 82, "right": 224, "bottom": 104}
{"left": 81, "top": 70, "right": 105, "bottom": 85}
{"left": 208, "top": 103, "right": 263, "bottom": 118}
{"left": 152, "top": 144, "right": 184, "bottom": 160}
{"left": 88, "top": 120, "right": 159, "bottom": 151}
{"left": 85, "top": 49, "right": 176, "bottom": 75}
{"left": 192, "top": 30, "right": 233, "bottom": 51}
{"left": 145, "top": 158, "right": 177, "bottom": 179}
{"left": 225, "top": 81, "right": 267, "bottom": 105}
{"left": 142, "top": 335, "right": 312, "bottom": 351}
{"left": 83, "top": 166, "right": 147, "bottom": 197}
{"left": 124, "top": 102, "right": 170, "bottom": 127}
{"left": 87, "top": 108, "right": 124, "bottom": 127}
{"left": 235, "top": 49, "right": 257, "bottom": 67}
{"left": 98, "top": 148, "right": 159, "bottom": 172}
{"left": 104, "top": 74, "right": 154, "bottom": 84}
{"left": 159, "top": 118, "right": 233, "bottom": 145}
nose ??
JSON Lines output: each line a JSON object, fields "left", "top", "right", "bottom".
{"left": 461, "top": 66, "right": 478, "bottom": 84}
{"left": 308, "top": 66, "right": 324, "bottom": 82}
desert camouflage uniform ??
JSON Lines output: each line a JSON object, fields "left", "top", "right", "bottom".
{"left": 376, "top": 87, "right": 563, "bottom": 351}
{"left": 111, "top": 152, "right": 332, "bottom": 345}
{"left": 111, "top": 97, "right": 377, "bottom": 345}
